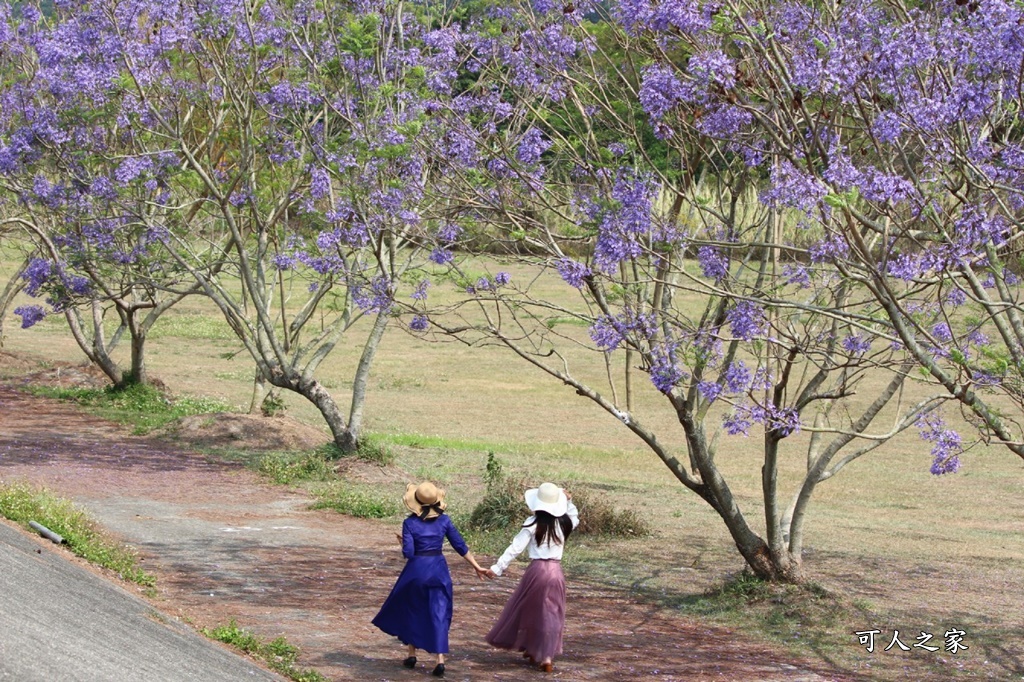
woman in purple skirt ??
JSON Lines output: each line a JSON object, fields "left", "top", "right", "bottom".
{"left": 372, "top": 481, "right": 488, "bottom": 678}
{"left": 485, "top": 482, "right": 579, "bottom": 673}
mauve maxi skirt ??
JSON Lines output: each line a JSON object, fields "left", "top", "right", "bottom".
{"left": 485, "top": 559, "right": 566, "bottom": 663}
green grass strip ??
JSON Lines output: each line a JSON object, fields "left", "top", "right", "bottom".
{"left": 202, "top": 620, "right": 327, "bottom": 682}
{"left": 0, "top": 482, "right": 154, "bottom": 587}
{"left": 29, "top": 383, "right": 228, "bottom": 435}
{"left": 309, "top": 481, "right": 401, "bottom": 519}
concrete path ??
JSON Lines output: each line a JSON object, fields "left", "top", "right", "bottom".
{"left": 0, "top": 521, "right": 282, "bottom": 682}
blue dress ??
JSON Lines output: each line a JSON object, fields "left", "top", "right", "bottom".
{"left": 372, "top": 513, "right": 470, "bottom": 654}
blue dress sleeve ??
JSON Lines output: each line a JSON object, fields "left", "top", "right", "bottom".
{"left": 444, "top": 516, "right": 469, "bottom": 556}
{"left": 401, "top": 516, "right": 415, "bottom": 559}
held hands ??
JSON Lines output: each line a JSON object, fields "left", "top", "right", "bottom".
{"left": 473, "top": 566, "right": 494, "bottom": 581}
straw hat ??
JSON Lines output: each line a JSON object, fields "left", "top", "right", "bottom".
{"left": 525, "top": 482, "right": 567, "bottom": 517}
{"left": 403, "top": 481, "right": 447, "bottom": 519}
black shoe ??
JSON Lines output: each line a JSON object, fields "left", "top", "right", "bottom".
{"left": 431, "top": 663, "right": 445, "bottom": 677}
{"left": 402, "top": 656, "right": 416, "bottom": 669}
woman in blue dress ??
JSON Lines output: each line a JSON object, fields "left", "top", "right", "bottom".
{"left": 372, "top": 481, "right": 488, "bottom": 678}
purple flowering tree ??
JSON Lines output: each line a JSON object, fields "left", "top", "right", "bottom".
{"left": 419, "top": 0, "right": 996, "bottom": 581}
{"left": 707, "top": 0, "right": 1024, "bottom": 465}
{"left": 0, "top": 3, "right": 205, "bottom": 387}
{"left": 0, "top": 0, "right": 474, "bottom": 450}
{"left": 604, "top": 0, "right": 1024, "bottom": 464}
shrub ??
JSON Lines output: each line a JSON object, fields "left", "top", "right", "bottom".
{"left": 260, "top": 392, "right": 287, "bottom": 417}
{"left": 355, "top": 435, "right": 394, "bottom": 466}
{"left": 467, "top": 453, "right": 650, "bottom": 537}
{"left": 256, "top": 451, "right": 335, "bottom": 485}
{"left": 310, "top": 482, "right": 400, "bottom": 519}
{"left": 468, "top": 452, "right": 528, "bottom": 531}
{"left": 313, "top": 436, "right": 394, "bottom": 466}
{"left": 570, "top": 487, "right": 651, "bottom": 537}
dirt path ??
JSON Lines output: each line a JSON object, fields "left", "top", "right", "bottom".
{"left": 0, "top": 384, "right": 860, "bottom": 681}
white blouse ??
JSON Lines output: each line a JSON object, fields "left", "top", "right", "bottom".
{"left": 489, "top": 502, "right": 579, "bottom": 577}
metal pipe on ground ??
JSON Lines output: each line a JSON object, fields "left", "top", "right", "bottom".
{"left": 29, "top": 521, "right": 65, "bottom": 544}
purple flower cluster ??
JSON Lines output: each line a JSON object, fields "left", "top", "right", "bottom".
{"left": 649, "top": 342, "right": 684, "bottom": 394}
{"left": 696, "top": 104, "right": 753, "bottom": 138}
{"left": 353, "top": 276, "right": 394, "bottom": 313}
{"left": 14, "top": 305, "right": 47, "bottom": 329}
{"left": 917, "top": 413, "right": 962, "bottom": 475}
{"left": 887, "top": 208, "right": 1012, "bottom": 282}
{"left": 689, "top": 50, "right": 735, "bottom": 89}
{"left": 429, "top": 248, "right": 454, "bottom": 265}
{"left": 590, "top": 169, "right": 660, "bottom": 272}
{"left": 484, "top": 19, "right": 586, "bottom": 102}
{"left": 436, "top": 223, "right": 463, "bottom": 243}
{"left": 782, "top": 264, "right": 810, "bottom": 288}
{"left": 809, "top": 234, "right": 850, "bottom": 264}
{"left": 516, "top": 127, "right": 551, "bottom": 165}
{"left": 309, "top": 167, "right": 331, "bottom": 201}
{"left": 555, "top": 258, "right": 591, "bottom": 288}
{"left": 409, "top": 314, "right": 429, "bottom": 332}
{"left": 842, "top": 334, "right": 871, "bottom": 355}
{"left": 114, "top": 156, "right": 154, "bottom": 185}
{"left": 638, "top": 64, "right": 694, "bottom": 134}
{"left": 411, "top": 280, "right": 430, "bottom": 301}
{"left": 19, "top": 257, "right": 90, "bottom": 304}
{"left": 931, "top": 323, "right": 953, "bottom": 343}
{"left": 760, "top": 160, "right": 828, "bottom": 214}
{"left": 722, "top": 361, "right": 752, "bottom": 393}
{"left": 20, "top": 258, "right": 53, "bottom": 296}
{"left": 723, "top": 402, "right": 801, "bottom": 438}
{"left": 697, "top": 380, "right": 721, "bottom": 403}
{"left": 607, "top": 142, "right": 627, "bottom": 157}
{"left": 765, "top": 406, "right": 801, "bottom": 437}
{"left": 588, "top": 310, "right": 656, "bottom": 352}
{"left": 723, "top": 408, "right": 752, "bottom": 436}
{"left": 272, "top": 253, "right": 296, "bottom": 271}
{"left": 946, "top": 287, "right": 967, "bottom": 307}
{"left": 726, "top": 301, "right": 767, "bottom": 341}
{"left": 966, "top": 329, "right": 988, "bottom": 347}
{"left": 613, "top": 0, "right": 712, "bottom": 37}
{"left": 697, "top": 245, "right": 729, "bottom": 281}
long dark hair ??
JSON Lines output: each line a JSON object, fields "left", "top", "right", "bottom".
{"left": 527, "top": 510, "right": 574, "bottom": 546}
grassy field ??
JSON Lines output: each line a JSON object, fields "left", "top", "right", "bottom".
{"left": 1, "top": 251, "right": 1022, "bottom": 681}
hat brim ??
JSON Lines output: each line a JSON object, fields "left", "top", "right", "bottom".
{"left": 525, "top": 487, "right": 568, "bottom": 517}
{"left": 403, "top": 483, "right": 447, "bottom": 518}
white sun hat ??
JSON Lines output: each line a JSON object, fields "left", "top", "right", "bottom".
{"left": 524, "top": 482, "right": 568, "bottom": 517}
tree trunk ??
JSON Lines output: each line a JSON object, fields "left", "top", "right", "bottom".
{"left": 249, "top": 368, "right": 267, "bottom": 414}
{"left": 737, "top": 537, "right": 803, "bottom": 583}
{"left": 64, "top": 305, "right": 124, "bottom": 386}
{"left": 0, "top": 265, "right": 27, "bottom": 347}
{"left": 342, "top": 311, "right": 390, "bottom": 452}
{"left": 680, "top": 404, "right": 803, "bottom": 583}
{"left": 129, "top": 327, "right": 147, "bottom": 386}
{"left": 303, "top": 378, "right": 352, "bottom": 452}
{"left": 267, "top": 367, "right": 352, "bottom": 451}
